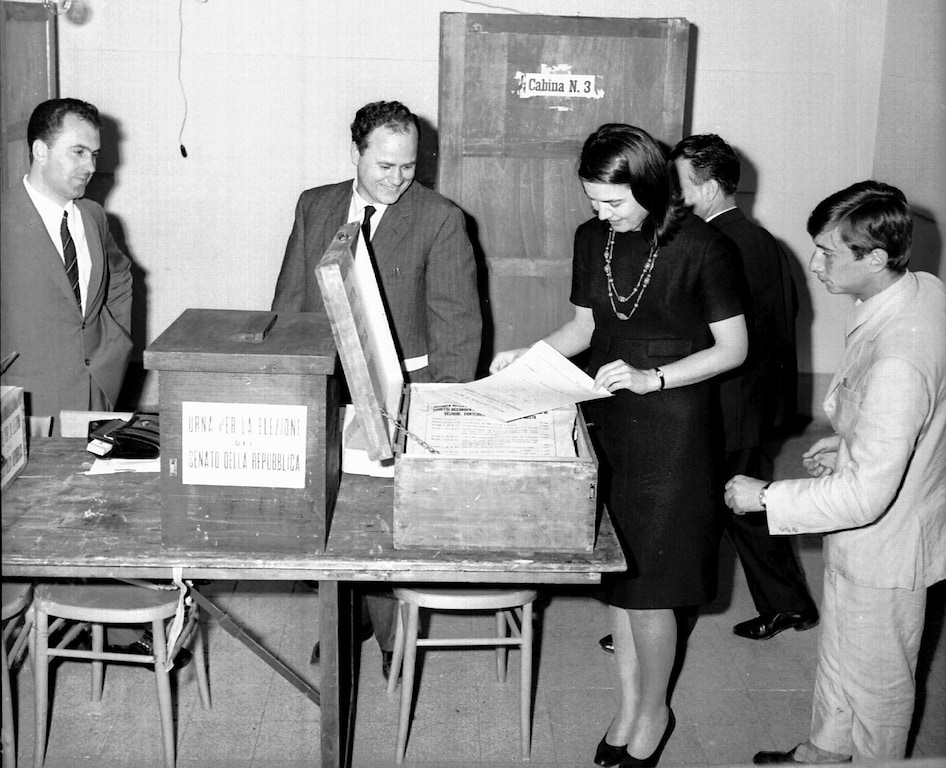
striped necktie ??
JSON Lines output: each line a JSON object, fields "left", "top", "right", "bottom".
{"left": 61, "top": 210, "right": 81, "bottom": 306}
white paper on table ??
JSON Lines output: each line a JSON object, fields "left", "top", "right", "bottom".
{"left": 340, "top": 405, "right": 395, "bottom": 477}
{"left": 85, "top": 457, "right": 161, "bottom": 474}
{"left": 441, "top": 340, "right": 612, "bottom": 422}
{"left": 405, "top": 384, "right": 578, "bottom": 457}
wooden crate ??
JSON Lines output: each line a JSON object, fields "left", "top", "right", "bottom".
{"left": 1, "top": 385, "right": 27, "bottom": 491}
{"left": 317, "top": 223, "right": 598, "bottom": 553}
{"left": 144, "top": 309, "right": 340, "bottom": 553}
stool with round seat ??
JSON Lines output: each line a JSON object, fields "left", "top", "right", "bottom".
{"left": 2, "top": 582, "right": 34, "bottom": 768}
{"left": 386, "top": 586, "right": 537, "bottom": 764}
{"left": 31, "top": 581, "right": 210, "bottom": 768}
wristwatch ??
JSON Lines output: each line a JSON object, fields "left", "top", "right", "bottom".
{"left": 759, "top": 482, "right": 773, "bottom": 510}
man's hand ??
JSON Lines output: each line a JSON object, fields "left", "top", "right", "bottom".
{"left": 801, "top": 434, "right": 841, "bottom": 478}
{"left": 724, "top": 474, "right": 768, "bottom": 515}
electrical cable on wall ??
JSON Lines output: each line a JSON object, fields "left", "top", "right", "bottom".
{"left": 177, "top": 0, "right": 189, "bottom": 157}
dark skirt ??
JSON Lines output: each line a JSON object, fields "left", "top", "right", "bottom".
{"left": 585, "top": 340, "right": 720, "bottom": 610}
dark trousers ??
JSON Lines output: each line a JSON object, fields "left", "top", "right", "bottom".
{"left": 362, "top": 590, "right": 398, "bottom": 652}
{"left": 723, "top": 446, "right": 817, "bottom": 616}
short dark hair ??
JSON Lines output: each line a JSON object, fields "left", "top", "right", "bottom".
{"left": 579, "top": 123, "right": 685, "bottom": 246}
{"left": 27, "top": 98, "right": 100, "bottom": 162}
{"left": 670, "top": 134, "right": 740, "bottom": 196}
{"left": 350, "top": 101, "right": 420, "bottom": 153}
{"left": 807, "top": 181, "right": 912, "bottom": 273}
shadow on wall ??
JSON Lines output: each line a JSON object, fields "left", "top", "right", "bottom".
{"left": 910, "top": 206, "right": 944, "bottom": 279}
{"left": 82, "top": 111, "right": 150, "bottom": 410}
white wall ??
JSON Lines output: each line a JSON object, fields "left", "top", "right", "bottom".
{"left": 50, "top": 0, "right": 939, "bottom": 412}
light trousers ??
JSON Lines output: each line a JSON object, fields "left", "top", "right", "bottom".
{"left": 809, "top": 568, "right": 927, "bottom": 760}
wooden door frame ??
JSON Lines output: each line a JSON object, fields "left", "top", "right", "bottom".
{"left": 1, "top": 0, "right": 58, "bottom": 191}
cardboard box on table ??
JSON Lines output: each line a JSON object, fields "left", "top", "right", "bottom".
{"left": 316, "top": 222, "right": 599, "bottom": 553}
{"left": 144, "top": 309, "right": 340, "bottom": 552}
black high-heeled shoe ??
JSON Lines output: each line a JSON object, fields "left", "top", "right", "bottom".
{"left": 620, "top": 708, "right": 675, "bottom": 768}
{"left": 594, "top": 734, "right": 627, "bottom": 767}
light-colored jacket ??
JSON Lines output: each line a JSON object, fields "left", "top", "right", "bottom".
{"left": 766, "top": 271, "right": 946, "bottom": 590}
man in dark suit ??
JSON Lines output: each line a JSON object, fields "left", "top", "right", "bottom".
{"left": 272, "top": 100, "right": 482, "bottom": 677}
{"left": 0, "top": 98, "right": 182, "bottom": 663}
{"left": 671, "top": 133, "right": 818, "bottom": 640}
{"left": 1, "top": 98, "right": 133, "bottom": 437}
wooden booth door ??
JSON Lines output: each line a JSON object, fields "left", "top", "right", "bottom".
{"left": 437, "top": 13, "right": 690, "bottom": 363}
{"left": 1, "top": 1, "right": 58, "bottom": 192}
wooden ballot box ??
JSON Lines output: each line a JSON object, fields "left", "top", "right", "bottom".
{"left": 144, "top": 309, "right": 340, "bottom": 552}
{"left": 316, "top": 223, "right": 599, "bottom": 553}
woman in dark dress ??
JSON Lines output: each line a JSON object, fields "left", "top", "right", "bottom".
{"left": 491, "top": 124, "right": 747, "bottom": 767}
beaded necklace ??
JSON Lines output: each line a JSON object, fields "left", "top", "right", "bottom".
{"left": 603, "top": 227, "right": 660, "bottom": 320}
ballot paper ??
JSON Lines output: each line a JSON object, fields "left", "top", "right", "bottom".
{"left": 85, "top": 457, "right": 161, "bottom": 474}
{"left": 405, "top": 384, "right": 579, "bottom": 458}
{"left": 441, "top": 340, "right": 611, "bottom": 422}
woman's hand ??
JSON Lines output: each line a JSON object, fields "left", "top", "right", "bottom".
{"left": 593, "top": 359, "right": 661, "bottom": 395}
{"left": 489, "top": 348, "right": 527, "bottom": 374}
{"left": 801, "top": 434, "right": 842, "bottom": 477}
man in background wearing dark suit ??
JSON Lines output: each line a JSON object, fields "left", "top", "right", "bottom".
{"left": 272, "top": 100, "right": 482, "bottom": 678}
{"left": 1, "top": 98, "right": 133, "bottom": 437}
{"left": 671, "top": 134, "right": 818, "bottom": 640}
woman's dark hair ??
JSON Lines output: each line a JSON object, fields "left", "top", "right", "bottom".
{"left": 579, "top": 123, "right": 685, "bottom": 246}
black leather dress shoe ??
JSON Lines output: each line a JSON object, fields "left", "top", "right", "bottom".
{"left": 733, "top": 610, "right": 819, "bottom": 640}
{"left": 309, "top": 624, "right": 374, "bottom": 664}
{"left": 754, "top": 747, "right": 851, "bottom": 764}
{"left": 594, "top": 734, "right": 626, "bottom": 766}
{"left": 599, "top": 634, "right": 614, "bottom": 654}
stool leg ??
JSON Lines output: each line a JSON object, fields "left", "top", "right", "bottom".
{"left": 90, "top": 624, "right": 105, "bottom": 702}
{"left": 495, "top": 610, "right": 508, "bottom": 683}
{"left": 386, "top": 601, "right": 405, "bottom": 696}
{"left": 394, "top": 604, "right": 420, "bottom": 764}
{"left": 520, "top": 603, "right": 533, "bottom": 760}
{"left": 150, "top": 620, "right": 176, "bottom": 768}
{"left": 32, "top": 609, "right": 49, "bottom": 768}
{"left": 1, "top": 615, "right": 15, "bottom": 768}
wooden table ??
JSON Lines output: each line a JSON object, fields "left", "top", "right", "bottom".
{"left": 1, "top": 440, "right": 626, "bottom": 767}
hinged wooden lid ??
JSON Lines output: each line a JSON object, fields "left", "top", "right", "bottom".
{"left": 144, "top": 308, "right": 337, "bottom": 375}
{"left": 316, "top": 222, "right": 404, "bottom": 461}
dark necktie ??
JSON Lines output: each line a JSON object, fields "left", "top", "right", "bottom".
{"left": 61, "top": 210, "right": 81, "bottom": 306}
{"left": 361, "top": 205, "right": 376, "bottom": 255}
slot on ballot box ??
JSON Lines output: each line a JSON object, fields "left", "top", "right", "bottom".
{"left": 144, "top": 309, "right": 340, "bottom": 553}
{"left": 316, "top": 222, "right": 599, "bottom": 553}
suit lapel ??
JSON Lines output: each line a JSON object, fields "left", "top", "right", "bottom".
{"left": 15, "top": 185, "right": 83, "bottom": 313}
{"left": 77, "top": 201, "right": 102, "bottom": 317}
{"left": 315, "top": 182, "right": 356, "bottom": 255}
{"left": 371, "top": 183, "right": 414, "bottom": 271}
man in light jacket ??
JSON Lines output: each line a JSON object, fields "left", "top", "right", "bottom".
{"left": 725, "top": 180, "right": 946, "bottom": 763}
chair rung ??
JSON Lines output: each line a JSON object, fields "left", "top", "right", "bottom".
{"left": 415, "top": 637, "right": 521, "bottom": 648}
{"left": 46, "top": 649, "right": 154, "bottom": 664}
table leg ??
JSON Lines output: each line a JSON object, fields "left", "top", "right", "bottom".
{"left": 319, "top": 580, "right": 357, "bottom": 768}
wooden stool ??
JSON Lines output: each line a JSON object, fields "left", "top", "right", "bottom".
{"left": 31, "top": 582, "right": 210, "bottom": 768}
{"left": 387, "top": 586, "right": 537, "bottom": 763}
{"left": 2, "top": 582, "right": 33, "bottom": 768}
